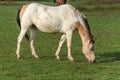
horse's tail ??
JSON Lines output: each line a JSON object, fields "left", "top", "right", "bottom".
{"left": 16, "top": 7, "right": 29, "bottom": 41}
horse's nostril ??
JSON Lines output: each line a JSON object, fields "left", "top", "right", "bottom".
{"left": 93, "top": 59, "right": 96, "bottom": 63}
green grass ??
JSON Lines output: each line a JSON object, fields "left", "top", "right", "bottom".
{"left": 0, "top": 1, "right": 120, "bottom": 80}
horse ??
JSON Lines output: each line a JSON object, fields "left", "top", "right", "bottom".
{"left": 16, "top": 3, "right": 96, "bottom": 63}
{"left": 54, "top": 0, "right": 66, "bottom": 6}
{"left": 0, "top": 0, "right": 13, "bottom": 5}
{"left": 8, "top": 0, "right": 13, "bottom": 4}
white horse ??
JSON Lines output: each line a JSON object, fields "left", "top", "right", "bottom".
{"left": 16, "top": 3, "right": 96, "bottom": 63}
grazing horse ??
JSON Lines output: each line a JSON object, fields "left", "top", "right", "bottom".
{"left": 54, "top": 0, "right": 66, "bottom": 6}
{"left": 0, "top": 0, "right": 13, "bottom": 4}
{"left": 16, "top": 3, "right": 96, "bottom": 63}
{"left": 8, "top": 0, "right": 13, "bottom": 4}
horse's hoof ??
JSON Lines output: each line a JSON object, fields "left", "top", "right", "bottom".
{"left": 34, "top": 55, "right": 40, "bottom": 59}
{"left": 68, "top": 57, "right": 74, "bottom": 62}
{"left": 55, "top": 54, "right": 60, "bottom": 61}
{"left": 56, "top": 56, "right": 60, "bottom": 61}
{"left": 17, "top": 55, "right": 21, "bottom": 60}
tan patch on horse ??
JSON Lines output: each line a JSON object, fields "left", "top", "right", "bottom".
{"left": 44, "top": 7, "right": 52, "bottom": 18}
{"left": 76, "top": 22, "right": 90, "bottom": 41}
{"left": 20, "top": 4, "right": 30, "bottom": 21}
{"left": 44, "top": 7, "right": 48, "bottom": 11}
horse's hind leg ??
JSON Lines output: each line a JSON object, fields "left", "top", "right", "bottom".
{"left": 55, "top": 34, "right": 66, "bottom": 60}
{"left": 16, "top": 29, "right": 28, "bottom": 59}
{"left": 29, "top": 28, "right": 39, "bottom": 59}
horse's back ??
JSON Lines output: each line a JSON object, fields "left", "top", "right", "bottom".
{"left": 21, "top": 3, "right": 79, "bottom": 33}
{"left": 28, "top": 3, "right": 75, "bottom": 13}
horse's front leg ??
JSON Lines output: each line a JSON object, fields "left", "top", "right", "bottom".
{"left": 66, "top": 30, "right": 74, "bottom": 62}
{"left": 55, "top": 34, "right": 66, "bottom": 60}
{"left": 29, "top": 28, "right": 39, "bottom": 59}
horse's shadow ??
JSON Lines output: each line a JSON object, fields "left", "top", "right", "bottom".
{"left": 97, "top": 51, "right": 120, "bottom": 63}
{"left": 31, "top": 51, "right": 120, "bottom": 63}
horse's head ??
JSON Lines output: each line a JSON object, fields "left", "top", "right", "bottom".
{"left": 78, "top": 25, "right": 96, "bottom": 63}
{"left": 76, "top": 13, "right": 96, "bottom": 63}
{"left": 82, "top": 39, "right": 96, "bottom": 63}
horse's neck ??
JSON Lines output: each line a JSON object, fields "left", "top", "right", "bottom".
{"left": 77, "top": 22, "right": 91, "bottom": 44}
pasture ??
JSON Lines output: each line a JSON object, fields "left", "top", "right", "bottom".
{"left": 0, "top": 1, "right": 120, "bottom": 80}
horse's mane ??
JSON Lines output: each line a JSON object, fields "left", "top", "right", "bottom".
{"left": 81, "top": 14, "right": 94, "bottom": 43}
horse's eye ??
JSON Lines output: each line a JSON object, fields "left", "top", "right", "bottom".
{"left": 90, "top": 40, "right": 95, "bottom": 44}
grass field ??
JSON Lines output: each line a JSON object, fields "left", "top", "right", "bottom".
{"left": 0, "top": 1, "right": 120, "bottom": 80}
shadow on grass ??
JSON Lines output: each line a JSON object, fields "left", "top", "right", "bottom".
{"left": 97, "top": 51, "right": 120, "bottom": 63}
{"left": 25, "top": 51, "right": 120, "bottom": 63}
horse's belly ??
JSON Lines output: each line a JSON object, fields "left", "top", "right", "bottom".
{"left": 36, "top": 23, "right": 61, "bottom": 33}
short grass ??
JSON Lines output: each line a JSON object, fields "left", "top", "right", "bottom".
{"left": 0, "top": 1, "right": 120, "bottom": 80}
